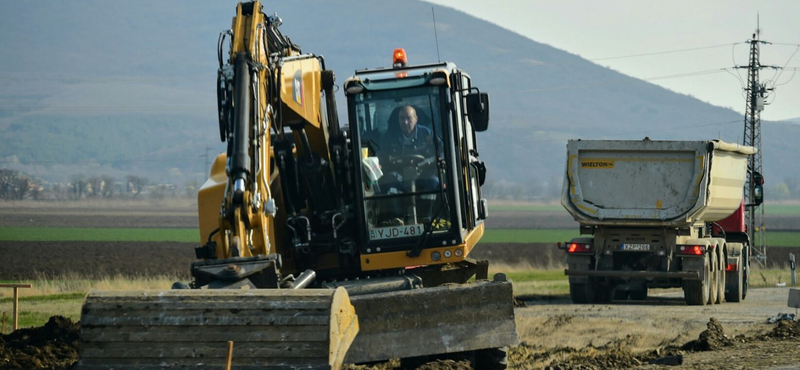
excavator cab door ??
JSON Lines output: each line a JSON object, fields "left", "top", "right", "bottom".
{"left": 348, "top": 82, "right": 460, "bottom": 259}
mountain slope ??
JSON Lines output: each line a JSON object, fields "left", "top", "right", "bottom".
{"left": 0, "top": 0, "right": 796, "bottom": 196}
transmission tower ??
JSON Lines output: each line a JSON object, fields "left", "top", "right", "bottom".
{"left": 736, "top": 24, "right": 775, "bottom": 265}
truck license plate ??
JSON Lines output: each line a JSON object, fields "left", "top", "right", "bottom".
{"left": 370, "top": 224, "right": 424, "bottom": 240}
{"left": 620, "top": 243, "right": 651, "bottom": 251}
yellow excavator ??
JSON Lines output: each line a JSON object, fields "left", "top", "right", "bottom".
{"left": 78, "top": 2, "right": 517, "bottom": 369}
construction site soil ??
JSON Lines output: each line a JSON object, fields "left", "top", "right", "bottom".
{"left": 2, "top": 312, "right": 799, "bottom": 369}
{"left": 3, "top": 203, "right": 800, "bottom": 369}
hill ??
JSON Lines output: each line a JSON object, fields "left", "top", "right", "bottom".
{"left": 1, "top": 0, "right": 798, "bottom": 199}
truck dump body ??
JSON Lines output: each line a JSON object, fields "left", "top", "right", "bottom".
{"left": 562, "top": 139, "right": 755, "bottom": 227}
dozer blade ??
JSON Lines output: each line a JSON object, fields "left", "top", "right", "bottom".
{"left": 344, "top": 277, "right": 518, "bottom": 364}
{"left": 77, "top": 288, "right": 358, "bottom": 370}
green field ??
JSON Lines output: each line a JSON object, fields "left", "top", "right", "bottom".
{"left": 488, "top": 202, "right": 800, "bottom": 216}
{"left": 483, "top": 228, "right": 800, "bottom": 247}
{"left": 488, "top": 204, "right": 566, "bottom": 212}
{"left": 763, "top": 203, "right": 800, "bottom": 215}
{"left": 0, "top": 227, "right": 198, "bottom": 242}
{"left": 481, "top": 229, "right": 579, "bottom": 244}
{"left": 2, "top": 226, "right": 799, "bottom": 247}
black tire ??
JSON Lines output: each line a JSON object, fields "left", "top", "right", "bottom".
{"left": 742, "top": 265, "right": 749, "bottom": 300}
{"left": 630, "top": 288, "right": 647, "bottom": 301}
{"left": 725, "top": 266, "right": 743, "bottom": 302}
{"left": 474, "top": 347, "right": 509, "bottom": 370}
{"left": 595, "top": 285, "right": 613, "bottom": 303}
{"left": 715, "top": 249, "right": 726, "bottom": 304}
{"left": 707, "top": 251, "right": 718, "bottom": 305}
{"left": 613, "top": 288, "right": 629, "bottom": 301}
{"left": 683, "top": 255, "right": 710, "bottom": 306}
{"left": 569, "top": 282, "right": 594, "bottom": 303}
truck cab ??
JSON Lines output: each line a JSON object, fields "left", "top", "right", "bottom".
{"left": 343, "top": 51, "right": 490, "bottom": 271}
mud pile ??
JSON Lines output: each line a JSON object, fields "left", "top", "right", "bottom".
{"left": 0, "top": 316, "right": 79, "bottom": 370}
{"left": 681, "top": 317, "right": 733, "bottom": 351}
{"left": 764, "top": 319, "right": 800, "bottom": 340}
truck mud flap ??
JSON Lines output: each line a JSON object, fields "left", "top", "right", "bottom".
{"left": 344, "top": 277, "right": 518, "bottom": 364}
{"left": 77, "top": 288, "right": 358, "bottom": 370}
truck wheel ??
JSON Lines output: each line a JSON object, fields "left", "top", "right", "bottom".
{"left": 742, "top": 265, "right": 749, "bottom": 300}
{"left": 683, "top": 255, "right": 710, "bottom": 306}
{"left": 715, "top": 249, "right": 726, "bottom": 304}
{"left": 569, "top": 282, "right": 594, "bottom": 304}
{"left": 725, "top": 266, "right": 743, "bottom": 302}
{"left": 707, "top": 252, "right": 718, "bottom": 305}
{"left": 474, "top": 347, "right": 509, "bottom": 370}
{"left": 630, "top": 288, "right": 647, "bottom": 301}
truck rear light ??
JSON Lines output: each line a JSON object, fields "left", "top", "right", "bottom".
{"left": 726, "top": 263, "right": 738, "bottom": 271}
{"left": 678, "top": 245, "right": 704, "bottom": 255}
{"left": 567, "top": 243, "right": 592, "bottom": 253}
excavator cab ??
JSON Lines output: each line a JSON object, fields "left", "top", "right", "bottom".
{"left": 345, "top": 60, "right": 490, "bottom": 270}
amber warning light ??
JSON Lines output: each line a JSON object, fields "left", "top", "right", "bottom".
{"left": 393, "top": 48, "right": 408, "bottom": 68}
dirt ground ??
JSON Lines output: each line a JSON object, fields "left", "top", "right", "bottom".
{"left": 2, "top": 202, "right": 800, "bottom": 369}
{"left": 512, "top": 287, "right": 800, "bottom": 369}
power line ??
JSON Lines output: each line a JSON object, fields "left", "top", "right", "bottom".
{"left": 508, "top": 67, "right": 733, "bottom": 94}
{"left": 591, "top": 43, "right": 737, "bottom": 61}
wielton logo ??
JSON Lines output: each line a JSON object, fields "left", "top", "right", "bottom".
{"left": 292, "top": 70, "right": 304, "bottom": 106}
{"left": 581, "top": 160, "right": 614, "bottom": 169}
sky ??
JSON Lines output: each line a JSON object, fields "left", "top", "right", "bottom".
{"left": 425, "top": 0, "right": 800, "bottom": 121}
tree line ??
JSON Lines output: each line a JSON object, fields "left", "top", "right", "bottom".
{"left": 0, "top": 169, "right": 199, "bottom": 201}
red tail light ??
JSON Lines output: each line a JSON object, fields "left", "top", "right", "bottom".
{"left": 726, "top": 263, "right": 738, "bottom": 271}
{"left": 567, "top": 243, "right": 592, "bottom": 253}
{"left": 678, "top": 245, "right": 705, "bottom": 255}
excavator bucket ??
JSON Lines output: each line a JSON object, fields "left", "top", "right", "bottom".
{"left": 345, "top": 277, "right": 518, "bottom": 364}
{"left": 77, "top": 288, "right": 358, "bottom": 370}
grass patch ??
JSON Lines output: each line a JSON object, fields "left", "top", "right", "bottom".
{"left": 762, "top": 231, "right": 800, "bottom": 247}
{"left": 480, "top": 229, "right": 800, "bottom": 247}
{"left": 0, "top": 227, "right": 199, "bottom": 242}
{"left": 0, "top": 292, "right": 85, "bottom": 304}
{"left": 764, "top": 203, "right": 800, "bottom": 216}
{"left": 489, "top": 204, "right": 566, "bottom": 212}
{"left": 482, "top": 229, "right": 579, "bottom": 244}
{"left": 750, "top": 267, "right": 797, "bottom": 287}
{"left": 0, "top": 274, "right": 180, "bottom": 329}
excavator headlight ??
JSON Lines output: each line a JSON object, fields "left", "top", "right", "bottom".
{"left": 431, "top": 251, "right": 442, "bottom": 262}
{"left": 444, "top": 250, "right": 452, "bottom": 258}
{"left": 346, "top": 84, "right": 364, "bottom": 94}
{"left": 454, "top": 249, "right": 463, "bottom": 257}
{"left": 429, "top": 77, "right": 447, "bottom": 86}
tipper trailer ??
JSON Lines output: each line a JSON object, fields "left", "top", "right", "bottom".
{"left": 560, "top": 139, "right": 762, "bottom": 305}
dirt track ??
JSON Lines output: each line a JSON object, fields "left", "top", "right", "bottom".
{"left": 512, "top": 287, "right": 800, "bottom": 369}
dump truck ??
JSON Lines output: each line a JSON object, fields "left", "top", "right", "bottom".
{"left": 77, "top": 2, "right": 517, "bottom": 369}
{"left": 560, "top": 139, "right": 762, "bottom": 305}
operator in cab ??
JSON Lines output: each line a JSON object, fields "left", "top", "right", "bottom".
{"left": 379, "top": 105, "right": 442, "bottom": 194}
{"left": 373, "top": 104, "right": 444, "bottom": 225}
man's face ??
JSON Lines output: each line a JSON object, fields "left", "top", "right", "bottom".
{"left": 398, "top": 106, "right": 417, "bottom": 135}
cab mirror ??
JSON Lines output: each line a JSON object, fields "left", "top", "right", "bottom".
{"left": 466, "top": 92, "right": 490, "bottom": 131}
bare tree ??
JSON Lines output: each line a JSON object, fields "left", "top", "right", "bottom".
{"left": 126, "top": 175, "right": 148, "bottom": 200}
{"left": 70, "top": 174, "right": 88, "bottom": 200}
{"left": 88, "top": 177, "right": 103, "bottom": 198}
{"left": 0, "top": 169, "right": 33, "bottom": 200}
{"left": 101, "top": 175, "right": 116, "bottom": 198}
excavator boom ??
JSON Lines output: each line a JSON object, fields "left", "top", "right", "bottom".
{"left": 79, "top": 2, "right": 517, "bottom": 368}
